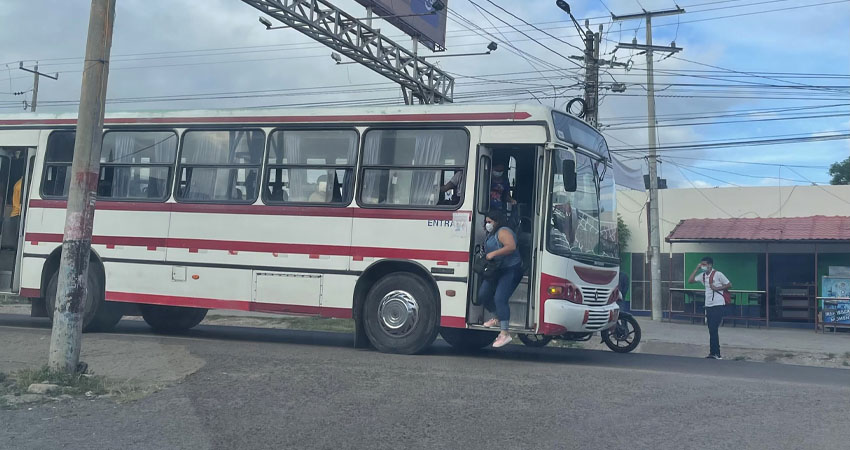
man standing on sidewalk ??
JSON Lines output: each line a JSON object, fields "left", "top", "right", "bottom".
{"left": 688, "top": 257, "right": 732, "bottom": 359}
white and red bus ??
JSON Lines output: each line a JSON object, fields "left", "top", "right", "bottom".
{"left": 0, "top": 104, "right": 619, "bottom": 354}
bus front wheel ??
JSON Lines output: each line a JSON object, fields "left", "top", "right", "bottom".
{"left": 140, "top": 305, "right": 207, "bottom": 334}
{"left": 363, "top": 272, "right": 439, "bottom": 354}
{"left": 45, "top": 269, "right": 123, "bottom": 332}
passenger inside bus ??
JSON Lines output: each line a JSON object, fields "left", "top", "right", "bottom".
{"left": 308, "top": 174, "right": 330, "bottom": 203}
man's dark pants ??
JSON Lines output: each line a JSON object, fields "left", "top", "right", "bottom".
{"left": 706, "top": 305, "right": 725, "bottom": 356}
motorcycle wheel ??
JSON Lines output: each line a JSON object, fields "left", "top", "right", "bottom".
{"left": 518, "top": 334, "right": 553, "bottom": 348}
{"left": 601, "top": 315, "right": 641, "bottom": 353}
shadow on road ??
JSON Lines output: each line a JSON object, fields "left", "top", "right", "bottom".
{"left": 2, "top": 313, "right": 847, "bottom": 387}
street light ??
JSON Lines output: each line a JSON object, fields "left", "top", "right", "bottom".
{"left": 554, "top": 1, "right": 585, "bottom": 36}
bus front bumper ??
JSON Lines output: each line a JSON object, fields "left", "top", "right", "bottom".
{"left": 541, "top": 300, "right": 619, "bottom": 335}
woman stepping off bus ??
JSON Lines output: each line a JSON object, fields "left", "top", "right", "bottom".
{"left": 479, "top": 211, "right": 524, "bottom": 348}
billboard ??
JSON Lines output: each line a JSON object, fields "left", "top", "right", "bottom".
{"left": 355, "top": 0, "right": 449, "bottom": 51}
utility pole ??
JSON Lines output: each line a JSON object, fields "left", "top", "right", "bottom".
{"left": 568, "top": 25, "right": 629, "bottom": 128}
{"left": 614, "top": 7, "right": 684, "bottom": 321}
{"left": 18, "top": 62, "right": 58, "bottom": 112}
{"left": 47, "top": 0, "right": 116, "bottom": 374}
{"left": 583, "top": 23, "right": 598, "bottom": 127}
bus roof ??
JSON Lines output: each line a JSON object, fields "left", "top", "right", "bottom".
{"left": 0, "top": 103, "right": 583, "bottom": 127}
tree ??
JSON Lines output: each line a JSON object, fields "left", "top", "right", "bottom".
{"left": 829, "top": 157, "right": 849, "bottom": 185}
{"left": 617, "top": 214, "right": 631, "bottom": 256}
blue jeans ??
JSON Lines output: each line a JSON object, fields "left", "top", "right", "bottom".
{"left": 479, "top": 264, "right": 524, "bottom": 331}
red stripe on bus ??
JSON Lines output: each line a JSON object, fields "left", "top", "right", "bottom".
{"left": 106, "top": 291, "right": 251, "bottom": 311}
{"left": 19, "top": 288, "right": 40, "bottom": 298}
{"left": 0, "top": 111, "right": 531, "bottom": 127}
{"left": 105, "top": 291, "right": 353, "bottom": 319}
{"left": 28, "top": 199, "right": 466, "bottom": 221}
{"left": 439, "top": 316, "right": 467, "bottom": 328}
{"left": 25, "top": 233, "right": 470, "bottom": 262}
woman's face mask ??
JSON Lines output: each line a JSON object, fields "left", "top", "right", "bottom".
{"left": 492, "top": 170, "right": 503, "bottom": 177}
{"left": 485, "top": 222, "right": 495, "bottom": 233}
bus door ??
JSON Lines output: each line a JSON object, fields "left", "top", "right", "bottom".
{"left": 467, "top": 146, "right": 492, "bottom": 325}
{"left": 0, "top": 147, "right": 33, "bottom": 292}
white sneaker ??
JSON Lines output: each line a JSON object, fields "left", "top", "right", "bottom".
{"left": 492, "top": 334, "right": 513, "bottom": 348}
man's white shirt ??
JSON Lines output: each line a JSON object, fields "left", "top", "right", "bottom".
{"left": 693, "top": 270, "right": 730, "bottom": 307}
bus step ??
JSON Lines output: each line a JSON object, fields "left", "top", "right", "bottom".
{"left": 467, "top": 324, "right": 533, "bottom": 333}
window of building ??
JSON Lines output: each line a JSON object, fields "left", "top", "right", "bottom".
{"left": 263, "top": 130, "right": 357, "bottom": 204}
{"left": 99, "top": 131, "right": 178, "bottom": 201}
{"left": 359, "top": 129, "right": 468, "bottom": 208}
{"left": 42, "top": 131, "right": 75, "bottom": 198}
{"left": 175, "top": 129, "right": 264, "bottom": 203}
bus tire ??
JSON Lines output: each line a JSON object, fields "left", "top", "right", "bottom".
{"left": 363, "top": 272, "right": 439, "bottom": 355}
{"left": 440, "top": 327, "right": 498, "bottom": 351}
{"left": 45, "top": 269, "right": 123, "bottom": 332}
{"left": 140, "top": 304, "right": 207, "bottom": 334}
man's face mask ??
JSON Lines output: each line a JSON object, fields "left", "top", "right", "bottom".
{"left": 493, "top": 170, "right": 504, "bottom": 177}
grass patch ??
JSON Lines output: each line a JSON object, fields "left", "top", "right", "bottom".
{"left": 14, "top": 366, "right": 109, "bottom": 396}
{"left": 764, "top": 354, "right": 780, "bottom": 362}
{"left": 1, "top": 366, "right": 146, "bottom": 408}
{"left": 733, "top": 356, "right": 748, "bottom": 361}
{"left": 843, "top": 361, "right": 849, "bottom": 367}
{"left": 783, "top": 353, "right": 795, "bottom": 358}
{"left": 278, "top": 317, "right": 355, "bottom": 333}
{"left": 0, "top": 296, "right": 27, "bottom": 305}
{"left": 206, "top": 315, "right": 356, "bottom": 333}
{"left": 827, "top": 353, "right": 837, "bottom": 360}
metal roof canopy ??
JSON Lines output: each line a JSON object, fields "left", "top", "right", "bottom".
{"left": 666, "top": 216, "right": 850, "bottom": 243}
{"left": 241, "top": 0, "right": 454, "bottom": 104}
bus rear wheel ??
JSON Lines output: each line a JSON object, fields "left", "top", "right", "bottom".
{"left": 140, "top": 305, "right": 207, "bottom": 333}
{"left": 440, "top": 327, "right": 498, "bottom": 351}
{"left": 363, "top": 272, "right": 439, "bottom": 355}
{"left": 45, "top": 269, "right": 123, "bottom": 332}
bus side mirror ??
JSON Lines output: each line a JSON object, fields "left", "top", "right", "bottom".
{"left": 562, "top": 160, "right": 577, "bottom": 192}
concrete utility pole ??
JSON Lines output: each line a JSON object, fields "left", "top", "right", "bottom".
{"left": 18, "top": 63, "right": 58, "bottom": 112}
{"left": 583, "top": 23, "right": 598, "bottom": 127}
{"left": 48, "top": 0, "right": 116, "bottom": 374}
{"left": 614, "top": 7, "right": 684, "bottom": 321}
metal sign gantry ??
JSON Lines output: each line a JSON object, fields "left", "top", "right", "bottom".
{"left": 241, "top": 0, "right": 455, "bottom": 104}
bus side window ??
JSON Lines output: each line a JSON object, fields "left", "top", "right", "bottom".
{"left": 175, "top": 129, "right": 264, "bottom": 204}
{"left": 99, "top": 131, "right": 178, "bottom": 201}
{"left": 477, "top": 155, "right": 491, "bottom": 214}
{"left": 263, "top": 129, "right": 357, "bottom": 206}
{"left": 359, "top": 129, "right": 468, "bottom": 209}
{"left": 42, "top": 131, "right": 75, "bottom": 198}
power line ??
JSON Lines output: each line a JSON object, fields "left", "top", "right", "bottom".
{"left": 610, "top": 132, "right": 850, "bottom": 153}
{"left": 783, "top": 166, "right": 850, "bottom": 206}
{"left": 466, "top": 0, "right": 583, "bottom": 68}
{"left": 657, "top": 155, "right": 829, "bottom": 169}
{"left": 482, "top": 0, "right": 584, "bottom": 53}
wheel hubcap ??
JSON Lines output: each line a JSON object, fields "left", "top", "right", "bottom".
{"left": 377, "top": 290, "right": 419, "bottom": 337}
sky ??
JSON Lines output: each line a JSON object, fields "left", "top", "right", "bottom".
{"left": 1, "top": 0, "right": 848, "bottom": 190}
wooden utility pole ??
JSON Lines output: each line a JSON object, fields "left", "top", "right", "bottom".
{"left": 48, "top": 0, "right": 116, "bottom": 373}
{"left": 18, "top": 63, "right": 58, "bottom": 112}
{"left": 614, "top": 7, "right": 684, "bottom": 321}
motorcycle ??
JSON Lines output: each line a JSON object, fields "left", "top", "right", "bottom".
{"left": 518, "top": 296, "right": 642, "bottom": 353}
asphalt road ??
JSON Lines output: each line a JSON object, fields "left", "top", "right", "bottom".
{"left": 2, "top": 314, "right": 849, "bottom": 450}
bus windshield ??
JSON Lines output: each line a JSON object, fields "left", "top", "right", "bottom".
{"left": 548, "top": 148, "right": 618, "bottom": 261}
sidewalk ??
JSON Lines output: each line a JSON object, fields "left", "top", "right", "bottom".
{"left": 611, "top": 317, "right": 850, "bottom": 368}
